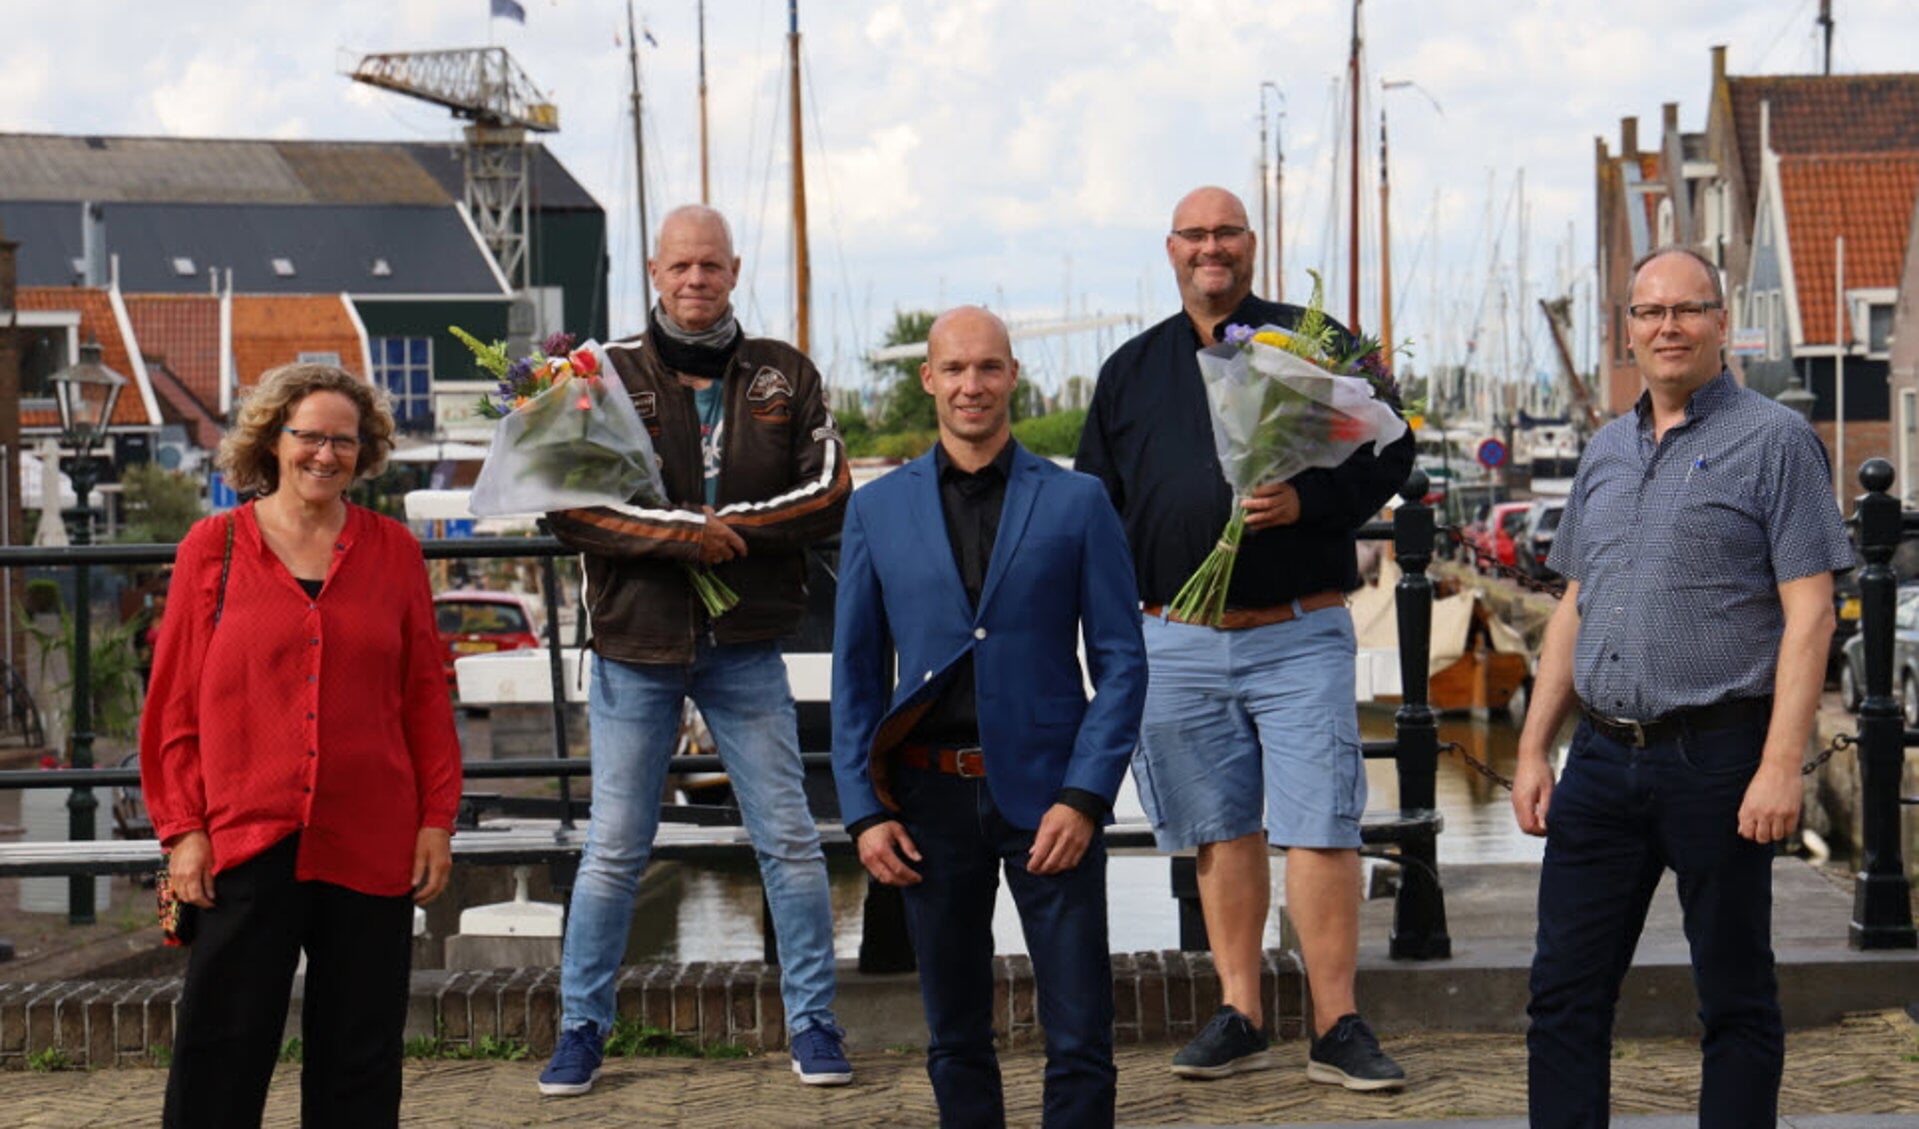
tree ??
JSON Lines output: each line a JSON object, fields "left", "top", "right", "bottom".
{"left": 872, "top": 309, "right": 938, "bottom": 434}
{"left": 116, "top": 464, "right": 203, "bottom": 544}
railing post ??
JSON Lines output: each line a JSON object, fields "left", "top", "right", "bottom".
{"left": 1390, "top": 468, "right": 1450, "bottom": 959}
{"left": 63, "top": 455, "right": 99, "bottom": 926}
{"left": 534, "top": 522, "right": 574, "bottom": 831}
{"left": 1849, "top": 459, "right": 1916, "bottom": 949}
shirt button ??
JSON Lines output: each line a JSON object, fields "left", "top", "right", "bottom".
{"left": 308, "top": 750, "right": 317, "bottom": 757}
{"left": 307, "top": 675, "right": 316, "bottom": 683}
{"left": 974, "top": 628, "right": 988, "bottom": 640}
{"left": 1610, "top": 654, "right": 1619, "bottom": 662}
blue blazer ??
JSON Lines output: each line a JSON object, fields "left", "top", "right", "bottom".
{"left": 831, "top": 441, "right": 1147, "bottom": 831}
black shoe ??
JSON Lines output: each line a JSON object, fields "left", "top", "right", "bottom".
{"left": 1170, "top": 1005, "right": 1274, "bottom": 1079}
{"left": 1306, "top": 1013, "right": 1406, "bottom": 1092}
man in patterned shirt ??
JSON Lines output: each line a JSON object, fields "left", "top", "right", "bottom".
{"left": 1511, "top": 245, "right": 1854, "bottom": 1128}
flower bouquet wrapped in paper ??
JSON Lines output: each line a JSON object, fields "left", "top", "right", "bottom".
{"left": 1169, "top": 281, "right": 1408, "bottom": 626}
{"left": 454, "top": 328, "right": 738, "bottom": 615}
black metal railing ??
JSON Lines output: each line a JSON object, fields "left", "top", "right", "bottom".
{"left": 0, "top": 467, "right": 1644, "bottom": 966}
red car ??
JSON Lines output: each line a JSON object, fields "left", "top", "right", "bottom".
{"left": 434, "top": 590, "right": 544, "bottom": 688}
{"left": 1469, "top": 501, "right": 1533, "bottom": 572}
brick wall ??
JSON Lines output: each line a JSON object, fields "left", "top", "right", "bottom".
{"left": 0, "top": 951, "right": 1311, "bottom": 1068}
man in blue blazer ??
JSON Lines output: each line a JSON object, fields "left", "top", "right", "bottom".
{"left": 832, "top": 306, "right": 1147, "bottom": 1128}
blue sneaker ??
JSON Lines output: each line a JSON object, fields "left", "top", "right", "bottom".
{"left": 538, "top": 1021, "right": 605, "bottom": 1096}
{"left": 789, "top": 1023, "right": 852, "bottom": 1086}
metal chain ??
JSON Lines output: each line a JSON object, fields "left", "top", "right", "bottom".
{"left": 1437, "top": 732, "right": 1856, "bottom": 793}
{"left": 1802, "top": 731, "right": 1855, "bottom": 775}
{"left": 1437, "top": 525, "right": 1569, "bottom": 599}
{"left": 1438, "top": 741, "right": 1514, "bottom": 791}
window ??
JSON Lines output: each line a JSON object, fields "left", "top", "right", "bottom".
{"left": 297, "top": 351, "right": 342, "bottom": 366}
{"left": 19, "top": 326, "right": 71, "bottom": 397}
{"left": 171, "top": 257, "right": 196, "bottom": 277}
{"left": 373, "top": 336, "right": 433, "bottom": 427}
{"left": 1868, "top": 303, "right": 1893, "bottom": 355}
{"left": 270, "top": 257, "right": 296, "bottom": 278}
{"left": 369, "top": 258, "right": 393, "bottom": 278}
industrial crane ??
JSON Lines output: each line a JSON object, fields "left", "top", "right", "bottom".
{"left": 349, "top": 47, "right": 559, "bottom": 290}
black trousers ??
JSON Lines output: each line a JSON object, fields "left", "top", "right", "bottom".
{"left": 164, "top": 834, "right": 415, "bottom": 1129}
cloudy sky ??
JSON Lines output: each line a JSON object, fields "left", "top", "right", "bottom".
{"left": 6, "top": 0, "right": 1917, "bottom": 394}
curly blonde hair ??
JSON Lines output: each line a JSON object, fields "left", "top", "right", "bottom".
{"left": 217, "top": 364, "right": 395, "bottom": 494}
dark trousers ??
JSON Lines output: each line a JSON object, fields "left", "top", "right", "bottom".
{"left": 894, "top": 767, "right": 1117, "bottom": 1129}
{"left": 164, "top": 834, "right": 415, "bottom": 1129}
{"left": 1527, "top": 716, "right": 1784, "bottom": 1129}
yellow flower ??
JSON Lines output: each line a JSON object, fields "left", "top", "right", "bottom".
{"left": 1252, "top": 330, "right": 1293, "bottom": 349}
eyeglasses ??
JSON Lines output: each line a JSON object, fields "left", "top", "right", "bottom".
{"left": 1627, "top": 301, "right": 1722, "bottom": 326}
{"left": 1170, "top": 225, "right": 1250, "bottom": 245}
{"left": 280, "top": 427, "right": 363, "bottom": 455}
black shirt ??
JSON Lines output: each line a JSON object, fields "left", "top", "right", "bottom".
{"left": 905, "top": 441, "right": 1014, "bottom": 745}
{"left": 1076, "top": 293, "right": 1415, "bottom": 606}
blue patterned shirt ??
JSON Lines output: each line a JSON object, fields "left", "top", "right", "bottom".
{"left": 1548, "top": 371, "right": 1855, "bottom": 720}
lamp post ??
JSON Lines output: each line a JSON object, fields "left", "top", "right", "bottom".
{"left": 48, "top": 339, "right": 125, "bottom": 925}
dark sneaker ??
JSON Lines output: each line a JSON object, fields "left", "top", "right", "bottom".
{"left": 789, "top": 1023, "right": 853, "bottom": 1086}
{"left": 537, "top": 1021, "right": 606, "bottom": 1096}
{"left": 1171, "top": 1005, "right": 1274, "bottom": 1079}
{"left": 1306, "top": 1013, "right": 1406, "bottom": 1092}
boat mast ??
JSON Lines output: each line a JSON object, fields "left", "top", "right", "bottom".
{"left": 788, "top": 0, "right": 812, "bottom": 354}
{"left": 1347, "top": 0, "right": 1363, "bottom": 331}
{"left": 1379, "top": 98, "right": 1392, "bottom": 366}
{"left": 626, "top": 0, "right": 651, "bottom": 311}
{"left": 698, "top": 0, "right": 711, "bottom": 203}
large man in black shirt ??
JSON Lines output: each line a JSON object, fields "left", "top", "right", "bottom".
{"left": 833, "top": 307, "right": 1146, "bottom": 1127}
{"left": 1077, "top": 187, "right": 1413, "bottom": 1089}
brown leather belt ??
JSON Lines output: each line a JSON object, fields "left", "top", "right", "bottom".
{"left": 1577, "top": 697, "right": 1773, "bottom": 748}
{"left": 898, "top": 744, "right": 986, "bottom": 778}
{"left": 1143, "top": 589, "right": 1346, "bottom": 630}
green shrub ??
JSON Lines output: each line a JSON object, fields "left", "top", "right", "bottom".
{"left": 24, "top": 579, "right": 61, "bottom": 616}
{"left": 602, "top": 1017, "right": 747, "bottom": 1060}
{"left": 1011, "top": 409, "right": 1087, "bottom": 457}
{"left": 27, "top": 1046, "right": 72, "bottom": 1072}
{"left": 873, "top": 430, "right": 937, "bottom": 461}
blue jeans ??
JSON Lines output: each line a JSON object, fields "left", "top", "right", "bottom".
{"left": 893, "top": 766, "right": 1115, "bottom": 1129}
{"left": 1527, "top": 714, "right": 1783, "bottom": 1128}
{"left": 559, "top": 642, "right": 838, "bottom": 1037}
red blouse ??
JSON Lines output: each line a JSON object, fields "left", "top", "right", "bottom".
{"left": 139, "top": 502, "right": 462, "bottom": 897}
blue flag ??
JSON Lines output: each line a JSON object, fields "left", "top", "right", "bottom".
{"left": 491, "top": 0, "right": 526, "bottom": 23}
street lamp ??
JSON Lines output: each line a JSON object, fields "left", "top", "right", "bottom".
{"left": 47, "top": 338, "right": 125, "bottom": 925}
{"left": 1775, "top": 379, "right": 1816, "bottom": 423}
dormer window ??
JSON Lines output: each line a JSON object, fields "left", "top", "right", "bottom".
{"left": 171, "top": 257, "right": 196, "bottom": 277}
{"left": 369, "top": 258, "right": 393, "bottom": 278}
{"left": 271, "top": 257, "right": 296, "bottom": 278}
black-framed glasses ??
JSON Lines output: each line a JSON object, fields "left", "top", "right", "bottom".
{"left": 1627, "top": 301, "right": 1722, "bottom": 326}
{"left": 1170, "top": 224, "right": 1250, "bottom": 244}
{"left": 280, "top": 427, "right": 363, "bottom": 455}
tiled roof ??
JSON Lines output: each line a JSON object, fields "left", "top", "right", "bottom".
{"left": 1730, "top": 74, "right": 1919, "bottom": 209}
{"left": 0, "top": 135, "right": 452, "bottom": 205}
{"left": 1776, "top": 152, "right": 1919, "bottom": 344}
{"left": 229, "top": 295, "right": 366, "bottom": 389}
{"left": 13, "top": 286, "right": 150, "bottom": 428}
{"left": 123, "top": 294, "right": 221, "bottom": 408}
{"left": 146, "top": 360, "right": 224, "bottom": 449}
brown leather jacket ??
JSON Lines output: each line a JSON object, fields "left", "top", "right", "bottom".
{"left": 546, "top": 331, "right": 850, "bottom": 664}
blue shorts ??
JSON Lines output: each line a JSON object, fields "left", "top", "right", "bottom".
{"left": 1131, "top": 605, "right": 1366, "bottom": 851}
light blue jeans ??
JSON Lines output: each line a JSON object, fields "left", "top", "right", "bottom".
{"left": 559, "top": 641, "right": 838, "bottom": 1037}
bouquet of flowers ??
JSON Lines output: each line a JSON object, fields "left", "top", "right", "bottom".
{"left": 454, "top": 328, "right": 738, "bottom": 616}
{"left": 1168, "top": 277, "right": 1409, "bottom": 626}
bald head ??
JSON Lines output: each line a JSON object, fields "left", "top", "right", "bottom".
{"left": 649, "top": 205, "right": 741, "bottom": 331}
{"left": 1167, "top": 187, "right": 1256, "bottom": 334}
{"left": 922, "top": 306, "right": 1019, "bottom": 468}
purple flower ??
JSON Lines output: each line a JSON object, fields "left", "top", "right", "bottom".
{"left": 1223, "top": 323, "right": 1256, "bottom": 346}
{"left": 542, "top": 331, "right": 577, "bottom": 357}
{"left": 507, "top": 357, "right": 536, "bottom": 385}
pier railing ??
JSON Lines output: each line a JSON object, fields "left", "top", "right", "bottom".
{"left": 5, "top": 463, "right": 1908, "bottom": 956}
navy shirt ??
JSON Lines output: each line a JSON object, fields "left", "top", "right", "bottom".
{"left": 1548, "top": 371, "right": 1854, "bottom": 719}
{"left": 1078, "top": 294, "right": 1414, "bottom": 607}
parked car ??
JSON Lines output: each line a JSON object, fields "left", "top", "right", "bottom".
{"left": 1470, "top": 501, "right": 1532, "bottom": 573}
{"left": 434, "top": 590, "right": 544, "bottom": 690}
{"left": 1838, "top": 583, "right": 1919, "bottom": 724}
{"left": 1516, "top": 498, "right": 1568, "bottom": 580}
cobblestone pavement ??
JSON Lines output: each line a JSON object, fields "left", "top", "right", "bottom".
{"left": 10, "top": 1010, "right": 1917, "bottom": 1127}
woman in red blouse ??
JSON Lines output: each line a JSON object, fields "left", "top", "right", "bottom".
{"left": 140, "top": 363, "right": 462, "bottom": 1128}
